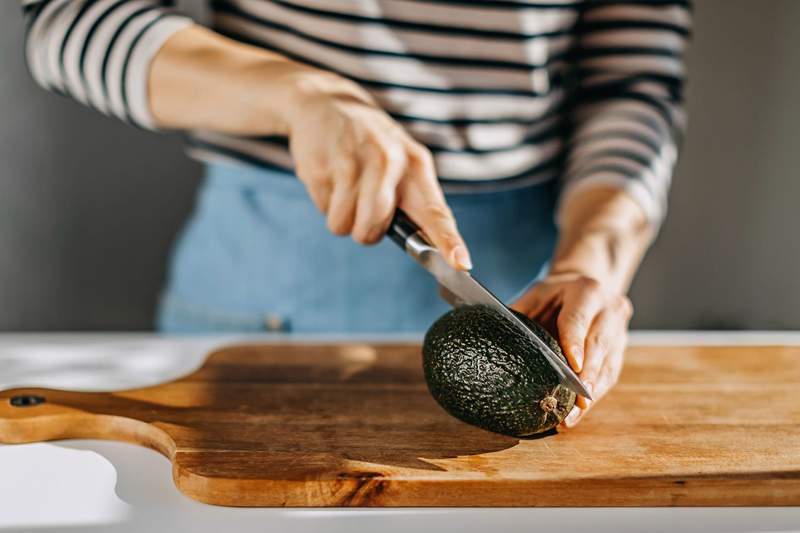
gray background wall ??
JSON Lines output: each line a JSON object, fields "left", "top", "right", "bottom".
{"left": 1, "top": 1, "right": 798, "bottom": 331}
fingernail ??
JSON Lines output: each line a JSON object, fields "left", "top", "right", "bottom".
{"left": 571, "top": 345, "right": 584, "bottom": 373}
{"left": 576, "top": 381, "right": 592, "bottom": 409}
{"left": 565, "top": 407, "right": 581, "bottom": 427}
{"left": 452, "top": 245, "right": 473, "bottom": 270}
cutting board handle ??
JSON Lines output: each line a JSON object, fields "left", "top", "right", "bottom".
{"left": 0, "top": 388, "right": 176, "bottom": 458}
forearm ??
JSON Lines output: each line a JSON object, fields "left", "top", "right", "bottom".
{"left": 550, "top": 2, "right": 689, "bottom": 290}
{"left": 549, "top": 186, "right": 654, "bottom": 294}
{"left": 148, "top": 24, "right": 371, "bottom": 135}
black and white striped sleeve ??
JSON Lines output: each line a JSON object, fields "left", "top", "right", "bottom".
{"left": 21, "top": 0, "right": 193, "bottom": 130}
{"left": 558, "top": 1, "right": 690, "bottom": 226}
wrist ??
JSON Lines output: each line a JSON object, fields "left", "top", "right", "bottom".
{"left": 280, "top": 67, "right": 376, "bottom": 135}
{"left": 246, "top": 62, "right": 321, "bottom": 135}
{"left": 212, "top": 55, "right": 333, "bottom": 136}
{"left": 150, "top": 25, "right": 331, "bottom": 135}
{"left": 548, "top": 229, "right": 622, "bottom": 290}
{"left": 548, "top": 185, "right": 655, "bottom": 293}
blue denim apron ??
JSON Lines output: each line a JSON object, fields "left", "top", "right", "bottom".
{"left": 158, "top": 163, "right": 558, "bottom": 333}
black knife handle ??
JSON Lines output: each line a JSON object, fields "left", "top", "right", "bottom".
{"left": 387, "top": 209, "right": 422, "bottom": 249}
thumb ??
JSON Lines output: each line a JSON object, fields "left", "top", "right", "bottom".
{"left": 399, "top": 153, "right": 472, "bottom": 271}
{"left": 403, "top": 199, "right": 471, "bottom": 271}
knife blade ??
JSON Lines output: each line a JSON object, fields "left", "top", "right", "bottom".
{"left": 387, "top": 209, "right": 593, "bottom": 400}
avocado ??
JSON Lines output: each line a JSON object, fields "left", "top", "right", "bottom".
{"left": 422, "top": 304, "right": 576, "bottom": 437}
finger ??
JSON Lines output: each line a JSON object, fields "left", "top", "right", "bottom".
{"left": 326, "top": 160, "right": 359, "bottom": 236}
{"left": 525, "top": 289, "right": 564, "bottom": 326}
{"left": 351, "top": 142, "right": 405, "bottom": 244}
{"left": 509, "top": 283, "right": 554, "bottom": 317}
{"left": 418, "top": 196, "right": 470, "bottom": 270}
{"left": 576, "top": 339, "right": 625, "bottom": 411}
{"left": 578, "top": 308, "right": 625, "bottom": 407}
{"left": 509, "top": 283, "right": 561, "bottom": 339}
{"left": 556, "top": 284, "right": 604, "bottom": 375}
{"left": 525, "top": 294, "right": 556, "bottom": 320}
{"left": 563, "top": 405, "right": 583, "bottom": 428}
{"left": 305, "top": 180, "right": 332, "bottom": 214}
{"left": 400, "top": 150, "right": 471, "bottom": 270}
{"left": 575, "top": 391, "right": 591, "bottom": 410}
{"left": 295, "top": 163, "right": 333, "bottom": 214}
{"left": 594, "top": 338, "right": 626, "bottom": 398}
{"left": 509, "top": 299, "right": 536, "bottom": 316}
{"left": 534, "top": 299, "right": 561, "bottom": 339}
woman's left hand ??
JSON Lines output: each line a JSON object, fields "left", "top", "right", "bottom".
{"left": 510, "top": 272, "right": 633, "bottom": 428}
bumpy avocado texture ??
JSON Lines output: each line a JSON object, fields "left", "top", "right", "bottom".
{"left": 422, "top": 304, "right": 576, "bottom": 437}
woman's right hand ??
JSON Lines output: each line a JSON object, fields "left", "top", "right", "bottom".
{"left": 285, "top": 71, "right": 472, "bottom": 271}
{"left": 150, "top": 25, "right": 470, "bottom": 270}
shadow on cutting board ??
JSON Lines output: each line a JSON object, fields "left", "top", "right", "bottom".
{"left": 140, "top": 342, "right": 520, "bottom": 473}
{"left": 5, "top": 343, "right": 519, "bottom": 475}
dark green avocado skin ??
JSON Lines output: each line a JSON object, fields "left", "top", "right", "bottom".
{"left": 422, "top": 304, "right": 577, "bottom": 437}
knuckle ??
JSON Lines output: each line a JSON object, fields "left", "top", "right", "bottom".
{"left": 409, "top": 142, "right": 434, "bottom": 164}
{"left": 376, "top": 142, "right": 407, "bottom": 171}
{"left": 374, "top": 190, "right": 396, "bottom": 218}
{"left": 578, "top": 276, "right": 602, "bottom": 292}
{"left": 388, "top": 145, "right": 408, "bottom": 168}
{"left": 423, "top": 201, "right": 454, "bottom": 223}
{"left": 588, "top": 331, "right": 610, "bottom": 353}
{"left": 618, "top": 296, "right": 634, "bottom": 317}
{"left": 559, "top": 310, "right": 589, "bottom": 330}
{"left": 442, "top": 233, "right": 462, "bottom": 249}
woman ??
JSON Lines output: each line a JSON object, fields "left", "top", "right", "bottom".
{"left": 21, "top": 0, "right": 689, "bottom": 426}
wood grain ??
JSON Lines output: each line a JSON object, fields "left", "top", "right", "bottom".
{"left": 1, "top": 343, "right": 799, "bottom": 507}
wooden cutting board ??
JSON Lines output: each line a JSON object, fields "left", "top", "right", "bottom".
{"left": 1, "top": 343, "right": 799, "bottom": 507}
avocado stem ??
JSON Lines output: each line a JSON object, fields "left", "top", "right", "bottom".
{"left": 539, "top": 395, "right": 558, "bottom": 413}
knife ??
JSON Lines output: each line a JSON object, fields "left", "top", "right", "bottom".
{"left": 387, "top": 209, "right": 593, "bottom": 401}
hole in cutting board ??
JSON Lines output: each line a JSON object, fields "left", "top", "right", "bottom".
{"left": 10, "top": 395, "right": 46, "bottom": 408}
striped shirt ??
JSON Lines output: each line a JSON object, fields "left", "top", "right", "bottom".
{"left": 20, "top": 0, "right": 690, "bottom": 224}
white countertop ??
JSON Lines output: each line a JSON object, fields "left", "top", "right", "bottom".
{"left": 1, "top": 332, "right": 799, "bottom": 533}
